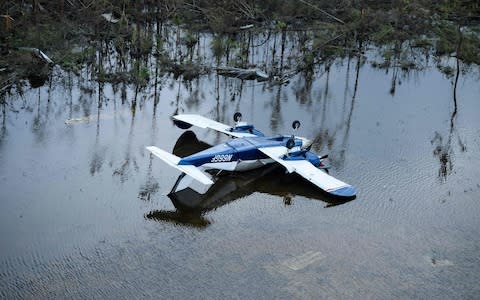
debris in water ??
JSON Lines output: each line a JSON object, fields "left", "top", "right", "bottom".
{"left": 426, "top": 255, "right": 454, "bottom": 267}
{"left": 431, "top": 258, "right": 454, "bottom": 267}
{"left": 239, "top": 24, "right": 254, "bottom": 30}
{"left": 216, "top": 67, "right": 269, "bottom": 81}
{"left": 18, "top": 47, "right": 54, "bottom": 64}
{"left": 101, "top": 13, "right": 120, "bottom": 24}
{"left": 281, "top": 251, "right": 326, "bottom": 271}
{"left": 65, "top": 116, "right": 94, "bottom": 125}
{"left": 65, "top": 112, "right": 124, "bottom": 125}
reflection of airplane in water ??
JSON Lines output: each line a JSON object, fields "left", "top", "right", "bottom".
{"left": 145, "top": 131, "right": 355, "bottom": 227}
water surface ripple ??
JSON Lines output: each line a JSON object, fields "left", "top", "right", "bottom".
{"left": 1, "top": 31, "right": 480, "bottom": 299}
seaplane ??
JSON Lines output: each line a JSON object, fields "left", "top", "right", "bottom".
{"left": 146, "top": 113, "right": 356, "bottom": 198}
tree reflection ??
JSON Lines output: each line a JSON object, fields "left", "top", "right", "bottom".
{"left": 0, "top": 94, "right": 6, "bottom": 150}
{"left": 0, "top": 21, "right": 477, "bottom": 204}
{"left": 89, "top": 82, "right": 105, "bottom": 176}
{"left": 139, "top": 87, "right": 160, "bottom": 201}
{"left": 432, "top": 56, "right": 466, "bottom": 181}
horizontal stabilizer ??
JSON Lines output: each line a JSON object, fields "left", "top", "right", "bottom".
{"left": 173, "top": 114, "right": 258, "bottom": 138}
{"left": 146, "top": 146, "right": 214, "bottom": 185}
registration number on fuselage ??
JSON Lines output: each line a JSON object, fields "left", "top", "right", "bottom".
{"left": 211, "top": 154, "right": 233, "bottom": 163}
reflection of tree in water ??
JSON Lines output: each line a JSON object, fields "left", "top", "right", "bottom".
{"left": 139, "top": 96, "right": 160, "bottom": 201}
{"left": 293, "top": 32, "right": 315, "bottom": 106}
{"left": 2, "top": 21, "right": 476, "bottom": 195}
{"left": 310, "top": 47, "right": 364, "bottom": 167}
{"left": 270, "top": 83, "right": 284, "bottom": 132}
{"left": 89, "top": 82, "right": 106, "bottom": 176}
{"left": 113, "top": 90, "right": 139, "bottom": 183}
{"left": 340, "top": 53, "right": 361, "bottom": 159}
{"left": 269, "top": 30, "right": 288, "bottom": 131}
{"left": 31, "top": 84, "right": 52, "bottom": 145}
{"left": 138, "top": 56, "right": 163, "bottom": 200}
{"left": 431, "top": 57, "right": 466, "bottom": 181}
{"left": 383, "top": 41, "right": 429, "bottom": 97}
{"left": 113, "top": 112, "right": 139, "bottom": 182}
{"left": 0, "top": 94, "right": 6, "bottom": 149}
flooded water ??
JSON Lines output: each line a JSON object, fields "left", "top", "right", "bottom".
{"left": 1, "top": 27, "right": 480, "bottom": 299}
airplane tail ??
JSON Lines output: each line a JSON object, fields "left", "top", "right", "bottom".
{"left": 146, "top": 146, "right": 214, "bottom": 185}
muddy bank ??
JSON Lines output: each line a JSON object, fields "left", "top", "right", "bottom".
{"left": 1, "top": 1, "right": 479, "bottom": 92}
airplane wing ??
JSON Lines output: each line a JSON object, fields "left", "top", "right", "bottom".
{"left": 258, "top": 146, "right": 356, "bottom": 197}
{"left": 146, "top": 146, "right": 214, "bottom": 185}
{"left": 173, "top": 114, "right": 258, "bottom": 138}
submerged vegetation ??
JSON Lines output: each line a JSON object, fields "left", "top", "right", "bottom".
{"left": 0, "top": 0, "right": 479, "bottom": 92}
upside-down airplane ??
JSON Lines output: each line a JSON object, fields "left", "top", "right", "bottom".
{"left": 146, "top": 113, "right": 356, "bottom": 198}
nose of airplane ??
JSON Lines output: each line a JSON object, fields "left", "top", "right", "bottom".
{"left": 297, "top": 136, "right": 312, "bottom": 148}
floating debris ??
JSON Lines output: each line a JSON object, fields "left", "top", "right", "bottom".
{"left": 239, "top": 24, "right": 254, "bottom": 30}
{"left": 281, "top": 250, "right": 326, "bottom": 271}
{"left": 65, "top": 111, "right": 127, "bottom": 125}
{"left": 17, "top": 47, "right": 54, "bottom": 64}
{"left": 101, "top": 13, "right": 120, "bottom": 24}
{"left": 431, "top": 258, "right": 454, "bottom": 267}
{"left": 216, "top": 67, "right": 269, "bottom": 81}
{"left": 65, "top": 116, "right": 95, "bottom": 125}
{"left": 425, "top": 255, "right": 454, "bottom": 267}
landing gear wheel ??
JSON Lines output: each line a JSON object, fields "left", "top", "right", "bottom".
{"left": 233, "top": 112, "right": 242, "bottom": 122}
{"left": 286, "top": 138, "right": 295, "bottom": 149}
{"left": 292, "top": 120, "right": 301, "bottom": 130}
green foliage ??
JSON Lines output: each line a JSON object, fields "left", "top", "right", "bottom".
{"left": 412, "top": 37, "right": 433, "bottom": 49}
{"left": 140, "top": 66, "right": 150, "bottom": 81}
{"left": 303, "top": 53, "right": 314, "bottom": 69}
{"left": 211, "top": 36, "right": 224, "bottom": 59}
{"left": 211, "top": 36, "right": 236, "bottom": 62}
{"left": 12, "top": 23, "right": 63, "bottom": 51}
{"left": 172, "top": 16, "right": 183, "bottom": 26}
{"left": 274, "top": 18, "right": 287, "bottom": 31}
{"left": 57, "top": 46, "right": 96, "bottom": 72}
{"left": 371, "top": 24, "right": 395, "bottom": 44}
{"left": 131, "top": 60, "right": 150, "bottom": 86}
{"left": 3, "top": 0, "right": 480, "bottom": 87}
{"left": 382, "top": 48, "right": 395, "bottom": 61}
{"left": 183, "top": 33, "right": 197, "bottom": 49}
{"left": 437, "top": 65, "right": 455, "bottom": 78}
{"left": 130, "top": 25, "right": 153, "bottom": 56}
{"left": 458, "top": 31, "right": 480, "bottom": 65}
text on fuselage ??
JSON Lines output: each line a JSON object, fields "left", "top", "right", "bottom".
{"left": 211, "top": 154, "right": 233, "bottom": 163}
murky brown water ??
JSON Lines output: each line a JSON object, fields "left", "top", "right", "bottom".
{"left": 1, "top": 28, "right": 480, "bottom": 299}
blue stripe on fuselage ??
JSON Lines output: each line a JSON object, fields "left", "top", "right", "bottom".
{"left": 227, "top": 139, "right": 259, "bottom": 161}
{"left": 178, "top": 143, "right": 238, "bottom": 166}
{"left": 178, "top": 136, "right": 303, "bottom": 167}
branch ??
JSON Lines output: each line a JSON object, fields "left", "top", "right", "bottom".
{"left": 298, "top": 0, "right": 345, "bottom": 25}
